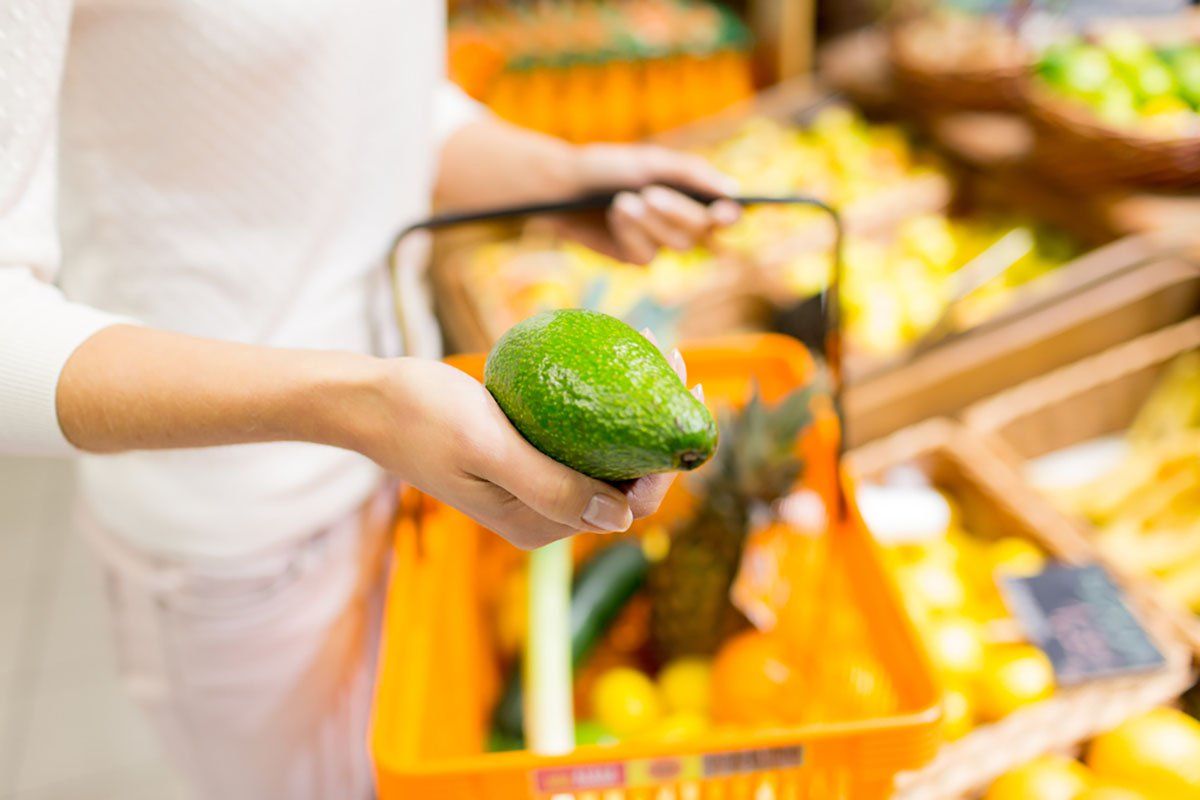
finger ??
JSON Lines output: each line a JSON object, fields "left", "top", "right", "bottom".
{"left": 668, "top": 348, "right": 687, "bottom": 383}
{"left": 624, "top": 472, "right": 677, "bottom": 519}
{"left": 477, "top": 428, "right": 633, "bottom": 533}
{"left": 710, "top": 199, "right": 742, "bottom": 227}
{"left": 444, "top": 479, "right": 577, "bottom": 551}
{"left": 551, "top": 217, "right": 626, "bottom": 262}
{"left": 630, "top": 199, "right": 696, "bottom": 252}
{"left": 609, "top": 192, "right": 660, "bottom": 265}
{"left": 642, "top": 186, "right": 711, "bottom": 240}
{"left": 485, "top": 497, "right": 581, "bottom": 550}
{"left": 636, "top": 146, "right": 739, "bottom": 198}
{"left": 639, "top": 327, "right": 662, "bottom": 351}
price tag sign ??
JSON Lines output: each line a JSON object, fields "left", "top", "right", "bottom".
{"left": 1000, "top": 563, "right": 1166, "bottom": 686}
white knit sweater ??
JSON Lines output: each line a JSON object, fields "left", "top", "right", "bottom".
{"left": 0, "top": 0, "right": 480, "bottom": 557}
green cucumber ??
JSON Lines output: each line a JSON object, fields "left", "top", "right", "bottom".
{"left": 492, "top": 541, "right": 649, "bottom": 742}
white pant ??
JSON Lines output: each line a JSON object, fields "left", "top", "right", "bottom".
{"left": 83, "top": 488, "right": 395, "bottom": 800}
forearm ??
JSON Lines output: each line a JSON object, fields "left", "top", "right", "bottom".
{"left": 56, "top": 325, "right": 387, "bottom": 454}
{"left": 434, "top": 117, "right": 579, "bottom": 210}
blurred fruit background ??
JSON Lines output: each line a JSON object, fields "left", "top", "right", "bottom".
{"left": 419, "top": 5, "right": 1200, "bottom": 795}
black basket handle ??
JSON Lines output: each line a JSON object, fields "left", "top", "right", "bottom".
{"left": 390, "top": 190, "right": 847, "bottom": 510}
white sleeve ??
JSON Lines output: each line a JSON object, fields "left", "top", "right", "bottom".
{"left": 0, "top": 0, "right": 132, "bottom": 456}
{"left": 432, "top": 80, "right": 488, "bottom": 151}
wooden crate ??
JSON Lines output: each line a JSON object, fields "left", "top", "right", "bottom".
{"left": 847, "top": 419, "right": 1196, "bottom": 800}
{"left": 963, "top": 317, "right": 1200, "bottom": 653}
{"left": 844, "top": 255, "right": 1200, "bottom": 446}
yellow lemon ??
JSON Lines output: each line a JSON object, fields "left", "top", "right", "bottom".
{"left": 985, "top": 754, "right": 1093, "bottom": 800}
{"left": 988, "top": 537, "right": 1047, "bottom": 577}
{"left": 974, "top": 644, "right": 1055, "bottom": 722}
{"left": 1086, "top": 708, "right": 1200, "bottom": 796}
{"left": 590, "top": 667, "right": 662, "bottom": 737}
{"left": 941, "top": 686, "right": 974, "bottom": 740}
{"left": 1075, "top": 783, "right": 1147, "bottom": 800}
{"left": 901, "top": 560, "right": 968, "bottom": 612}
{"left": 634, "top": 711, "right": 710, "bottom": 744}
{"left": 657, "top": 658, "right": 712, "bottom": 716}
{"left": 924, "top": 616, "right": 986, "bottom": 681}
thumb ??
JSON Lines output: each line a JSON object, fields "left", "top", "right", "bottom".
{"left": 481, "top": 433, "right": 633, "bottom": 533}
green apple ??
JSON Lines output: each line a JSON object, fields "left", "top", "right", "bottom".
{"left": 1054, "top": 45, "right": 1114, "bottom": 96}
{"left": 1093, "top": 79, "right": 1139, "bottom": 126}
{"left": 1126, "top": 57, "right": 1178, "bottom": 104}
{"left": 1099, "top": 28, "right": 1154, "bottom": 74}
{"left": 1168, "top": 49, "right": 1200, "bottom": 108}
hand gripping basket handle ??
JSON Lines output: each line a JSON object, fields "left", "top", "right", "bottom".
{"left": 389, "top": 189, "right": 847, "bottom": 504}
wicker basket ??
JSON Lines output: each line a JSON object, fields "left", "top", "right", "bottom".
{"left": 888, "top": 19, "right": 1027, "bottom": 114}
{"left": 964, "top": 317, "right": 1200, "bottom": 654}
{"left": 847, "top": 419, "right": 1197, "bottom": 800}
{"left": 1025, "top": 86, "right": 1200, "bottom": 190}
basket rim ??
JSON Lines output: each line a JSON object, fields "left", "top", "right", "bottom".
{"left": 371, "top": 334, "right": 946, "bottom": 786}
{"left": 1023, "top": 80, "right": 1200, "bottom": 151}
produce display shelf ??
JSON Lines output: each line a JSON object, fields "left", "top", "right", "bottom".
{"left": 847, "top": 419, "right": 1197, "bottom": 800}
{"left": 845, "top": 255, "right": 1200, "bottom": 446}
{"left": 964, "top": 316, "right": 1200, "bottom": 655}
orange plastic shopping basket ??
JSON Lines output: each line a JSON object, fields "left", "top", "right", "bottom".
{"left": 369, "top": 333, "right": 942, "bottom": 800}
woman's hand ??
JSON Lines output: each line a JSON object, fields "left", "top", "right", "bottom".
{"left": 558, "top": 144, "right": 743, "bottom": 265}
{"left": 435, "top": 119, "right": 741, "bottom": 265}
{"left": 351, "top": 346, "right": 696, "bottom": 551}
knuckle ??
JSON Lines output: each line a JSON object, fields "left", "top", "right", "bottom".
{"left": 538, "top": 470, "right": 584, "bottom": 521}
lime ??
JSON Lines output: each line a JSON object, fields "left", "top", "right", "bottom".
{"left": 574, "top": 719, "right": 618, "bottom": 747}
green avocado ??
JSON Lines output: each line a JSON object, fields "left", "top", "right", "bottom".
{"left": 484, "top": 309, "right": 717, "bottom": 482}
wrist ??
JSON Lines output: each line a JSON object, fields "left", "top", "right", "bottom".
{"left": 298, "top": 352, "right": 396, "bottom": 457}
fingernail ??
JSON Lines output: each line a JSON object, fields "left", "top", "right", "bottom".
{"left": 692, "top": 383, "right": 705, "bottom": 403}
{"left": 616, "top": 192, "right": 646, "bottom": 220}
{"left": 670, "top": 348, "right": 687, "bottom": 382}
{"left": 641, "top": 328, "right": 661, "bottom": 349}
{"left": 582, "top": 494, "right": 632, "bottom": 532}
{"left": 643, "top": 185, "right": 672, "bottom": 211}
{"left": 712, "top": 201, "right": 741, "bottom": 226}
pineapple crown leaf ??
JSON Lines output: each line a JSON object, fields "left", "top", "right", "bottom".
{"left": 694, "top": 380, "right": 819, "bottom": 505}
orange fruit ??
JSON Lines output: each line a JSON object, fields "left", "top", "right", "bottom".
{"left": 710, "top": 631, "right": 792, "bottom": 726}
{"left": 1086, "top": 708, "right": 1200, "bottom": 796}
{"left": 985, "top": 754, "right": 1093, "bottom": 800}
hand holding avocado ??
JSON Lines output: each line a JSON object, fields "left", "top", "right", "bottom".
{"left": 350, "top": 310, "right": 708, "bottom": 551}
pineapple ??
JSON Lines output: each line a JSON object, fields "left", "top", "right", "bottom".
{"left": 648, "top": 384, "right": 817, "bottom": 663}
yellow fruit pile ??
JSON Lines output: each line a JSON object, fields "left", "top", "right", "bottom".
{"left": 780, "top": 214, "right": 1076, "bottom": 356}
{"left": 700, "top": 109, "right": 935, "bottom": 210}
{"left": 879, "top": 493, "right": 1057, "bottom": 740}
{"left": 1047, "top": 352, "right": 1200, "bottom": 616}
{"left": 986, "top": 708, "right": 1200, "bottom": 800}
{"left": 586, "top": 658, "right": 712, "bottom": 743}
